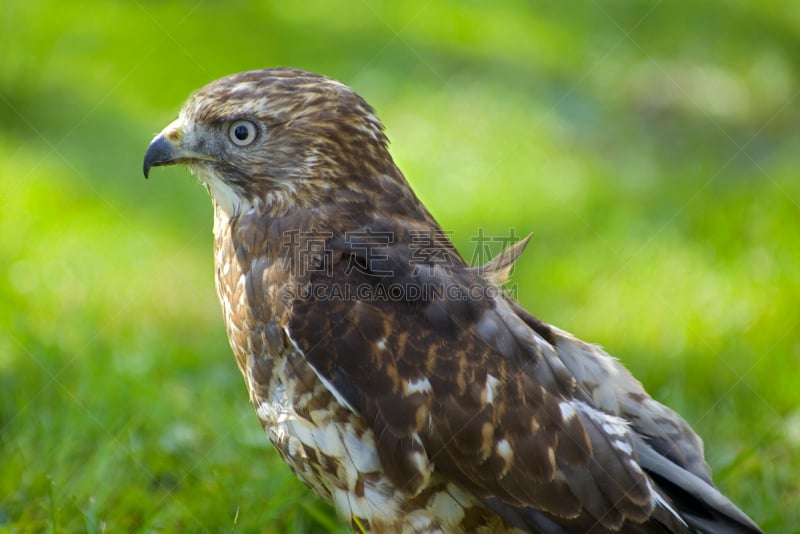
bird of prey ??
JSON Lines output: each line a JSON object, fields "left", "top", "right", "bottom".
{"left": 143, "top": 68, "right": 762, "bottom": 533}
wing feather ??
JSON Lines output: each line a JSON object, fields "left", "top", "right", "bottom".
{"left": 285, "top": 225, "right": 760, "bottom": 532}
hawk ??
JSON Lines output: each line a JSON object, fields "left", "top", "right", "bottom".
{"left": 143, "top": 68, "right": 761, "bottom": 533}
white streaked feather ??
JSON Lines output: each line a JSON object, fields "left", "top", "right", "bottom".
{"left": 406, "top": 376, "right": 432, "bottom": 395}
{"left": 283, "top": 326, "right": 358, "bottom": 413}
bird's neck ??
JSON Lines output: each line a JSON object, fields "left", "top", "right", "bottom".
{"left": 209, "top": 168, "right": 450, "bottom": 263}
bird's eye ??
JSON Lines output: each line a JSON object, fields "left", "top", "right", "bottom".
{"left": 228, "top": 120, "right": 258, "bottom": 146}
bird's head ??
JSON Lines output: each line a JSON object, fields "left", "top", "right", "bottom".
{"left": 143, "top": 68, "right": 402, "bottom": 218}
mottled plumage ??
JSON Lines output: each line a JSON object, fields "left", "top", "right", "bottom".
{"left": 143, "top": 68, "right": 761, "bottom": 533}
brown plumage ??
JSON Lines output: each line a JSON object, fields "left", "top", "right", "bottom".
{"left": 143, "top": 68, "right": 762, "bottom": 533}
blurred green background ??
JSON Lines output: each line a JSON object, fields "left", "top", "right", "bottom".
{"left": 1, "top": 1, "right": 798, "bottom": 532}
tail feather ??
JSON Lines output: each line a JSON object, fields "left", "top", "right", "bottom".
{"left": 635, "top": 436, "right": 762, "bottom": 533}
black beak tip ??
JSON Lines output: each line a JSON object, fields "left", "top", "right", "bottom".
{"left": 143, "top": 134, "right": 177, "bottom": 179}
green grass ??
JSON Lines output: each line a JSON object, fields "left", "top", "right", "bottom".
{"left": 1, "top": 1, "right": 797, "bottom": 531}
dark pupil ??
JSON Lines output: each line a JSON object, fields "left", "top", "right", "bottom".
{"left": 234, "top": 124, "right": 250, "bottom": 140}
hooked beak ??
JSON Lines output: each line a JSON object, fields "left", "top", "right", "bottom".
{"left": 143, "top": 118, "right": 213, "bottom": 178}
{"left": 143, "top": 118, "right": 184, "bottom": 178}
{"left": 143, "top": 133, "right": 179, "bottom": 179}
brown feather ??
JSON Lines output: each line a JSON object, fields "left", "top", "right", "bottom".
{"left": 144, "top": 67, "right": 763, "bottom": 534}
